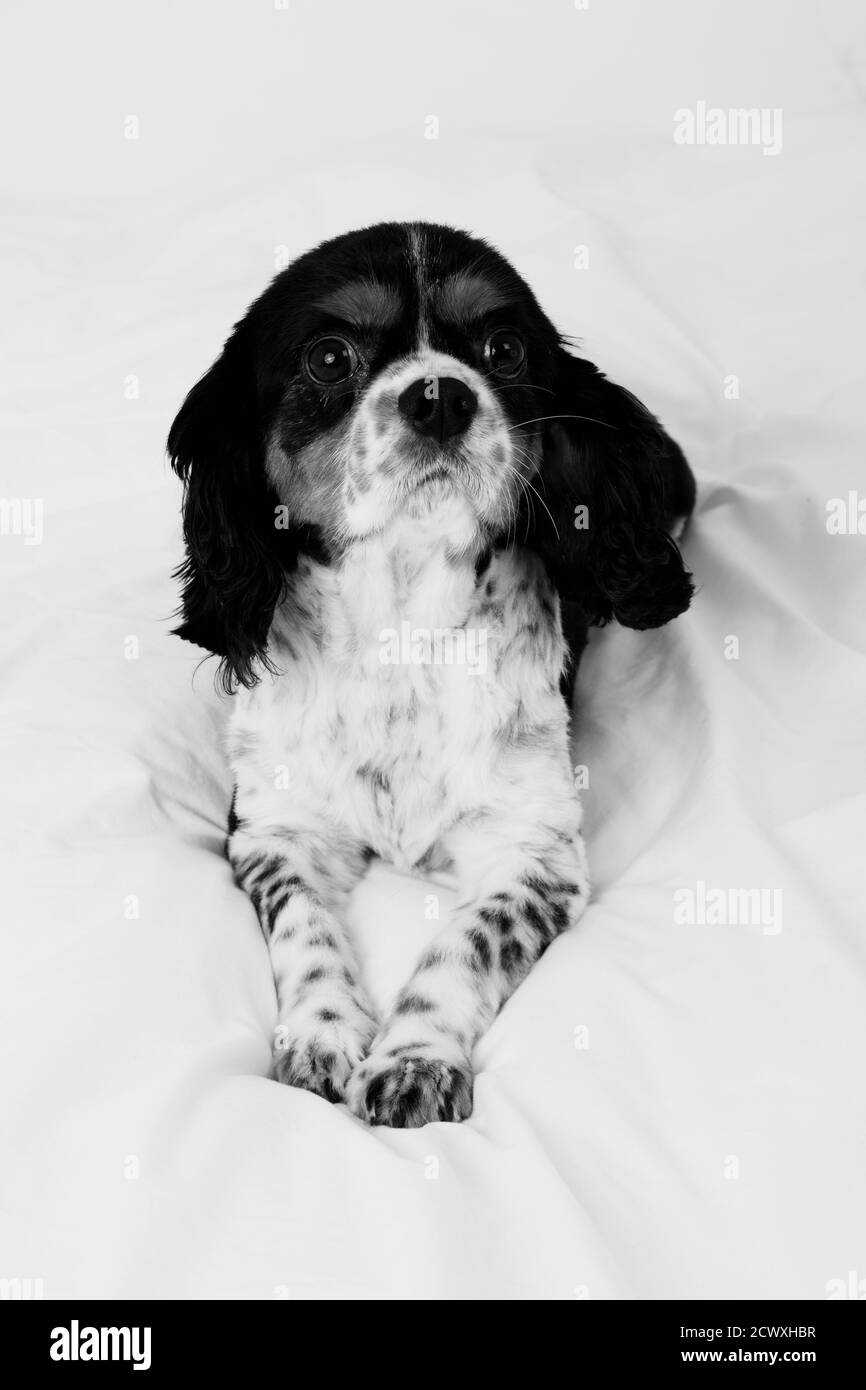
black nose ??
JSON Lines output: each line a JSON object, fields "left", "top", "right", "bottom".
{"left": 397, "top": 376, "right": 478, "bottom": 443}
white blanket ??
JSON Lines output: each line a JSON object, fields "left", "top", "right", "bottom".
{"left": 1, "top": 0, "right": 864, "bottom": 1299}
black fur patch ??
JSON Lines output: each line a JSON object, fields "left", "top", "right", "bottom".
{"left": 239, "top": 853, "right": 284, "bottom": 889}
{"left": 301, "top": 965, "right": 332, "bottom": 985}
{"left": 550, "top": 899, "right": 570, "bottom": 932}
{"left": 500, "top": 937, "right": 525, "bottom": 975}
{"left": 307, "top": 930, "right": 339, "bottom": 952}
{"left": 478, "top": 904, "right": 513, "bottom": 932}
{"left": 467, "top": 928, "right": 493, "bottom": 971}
{"left": 394, "top": 992, "right": 436, "bottom": 1015}
{"left": 474, "top": 547, "right": 492, "bottom": 579}
{"left": 265, "top": 890, "right": 292, "bottom": 935}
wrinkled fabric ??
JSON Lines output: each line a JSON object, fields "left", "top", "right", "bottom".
{"left": 1, "top": 0, "right": 864, "bottom": 1300}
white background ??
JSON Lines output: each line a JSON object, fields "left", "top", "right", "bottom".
{"left": 1, "top": 0, "right": 865, "bottom": 1299}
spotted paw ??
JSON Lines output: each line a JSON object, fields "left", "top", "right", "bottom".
{"left": 348, "top": 1045, "right": 473, "bottom": 1127}
{"left": 272, "top": 998, "right": 378, "bottom": 1103}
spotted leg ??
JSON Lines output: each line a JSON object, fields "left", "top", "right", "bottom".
{"left": 229, "top": 821, "right": 378, "bottom": 1102}
{"left": 347, "top": 807, "right": 589, "bottom": 1127}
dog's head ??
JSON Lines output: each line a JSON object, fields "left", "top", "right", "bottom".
{"left": 169, "top": 221, "right": 694, "bottom": 689}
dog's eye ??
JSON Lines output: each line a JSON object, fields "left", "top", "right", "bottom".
{"left": 305, "top": 336, "right": 358, "bottom": 385}
{"left": 483, "top": 328, "right": 526, "bottom": 379}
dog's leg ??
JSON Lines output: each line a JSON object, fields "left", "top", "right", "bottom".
{"left": 229, "top": 823, "right": 378, "bottom": 1102}
{"left": 347, "top": 809, "right": 589, "bottom": 1127}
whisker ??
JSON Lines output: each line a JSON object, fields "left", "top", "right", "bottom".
{"left": 507, "top": 413, "right": 617, "bottom": 432}
{"left": 508, "top": 448, "right": 560, "bottom": 541}
{"left": 495, "top": 444, "right": 561, "bottom": 544}
{"left": 513, "top": 472, "right": 534, "bottom": 545}
{"left": 493, "top": 383, "right": 555, "bottom": 396}
{"left": 520, "top": 475, "right": 559, "bottom": 541}
{"left": 495, "top": 457, "right": 523, "bottom": 554}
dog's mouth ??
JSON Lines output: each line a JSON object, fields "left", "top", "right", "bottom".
{"left": 414, "top": 465, "right": 451, "bottom": 486}
{"left": 404, "top": 429, "right": 472, "bottom": 476}
{"left": 392, "top": 459, "right": 472, "bottom": 520}
{"left": 399, "top": 441, "right": 464, "bottom": 492}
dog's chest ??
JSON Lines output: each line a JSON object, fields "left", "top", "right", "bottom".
{"left": 230, "top": 527, "right": 564, "bottom": 868}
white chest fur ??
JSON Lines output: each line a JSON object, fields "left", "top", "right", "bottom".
{"left": 227, "top": 495, "right": 569, "bottom": 870}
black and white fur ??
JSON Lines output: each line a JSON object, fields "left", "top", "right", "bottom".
{"left": 168, "top": 222, "right": 695, "bottom": 1127}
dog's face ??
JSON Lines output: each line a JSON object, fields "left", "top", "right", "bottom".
{"left": 258, "top": 224, "right": 562, "bottom": 549}
{"left": 169, "top": 222, "right": 695, "bottom": 688}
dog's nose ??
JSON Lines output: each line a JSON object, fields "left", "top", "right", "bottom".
{"left": 397, "top": 376, "right": 478, "bottom": 443}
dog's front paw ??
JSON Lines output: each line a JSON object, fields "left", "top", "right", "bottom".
{"left": 348, "top": 1042, "right": 473, "bottom": 1127}
{"left": 273, "top": 996, "right": 378, "bottom": 1103}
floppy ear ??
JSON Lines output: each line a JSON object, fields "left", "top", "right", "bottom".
{"left": 525, "top": 349, "right": 696, "bottom": 630}
{"left": 168, "top": 328, "right": 290, "bottom": 691}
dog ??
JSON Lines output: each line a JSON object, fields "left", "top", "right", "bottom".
{"left": 168, "top": 221, "right": 696, "bottom": 1127}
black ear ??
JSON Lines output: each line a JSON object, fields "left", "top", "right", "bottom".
{"left": 525, "top": 349, "right": 696, "bottom": 630}
{"left": 168, "top": 327, "right": 289, "bottom": 691}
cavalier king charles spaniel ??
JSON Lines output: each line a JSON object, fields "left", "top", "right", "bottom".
{"left": 168, "top": 221, "right": 695, "bottom": 1128}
